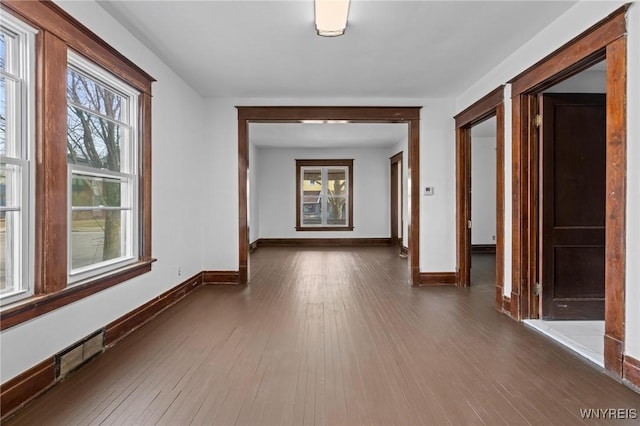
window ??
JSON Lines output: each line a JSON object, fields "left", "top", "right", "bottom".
{"left": 296, "top": 159, "right": 353, "bottom": 231}
{"left": 0, "top": 1, "right": 154, "bottom": 329}
{"left": 0, "top": 15, "right": 35, "bottom": 305}
{"left": 67, "top": 53, "right": 139, "bottom": 284}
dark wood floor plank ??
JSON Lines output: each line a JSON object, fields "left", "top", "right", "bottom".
{"left": 4, "top": 248, "right": 640, "bottom": 425}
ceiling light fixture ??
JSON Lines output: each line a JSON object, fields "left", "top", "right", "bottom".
{"left": 314, "top": 0, "right": 350, "bottom": 37}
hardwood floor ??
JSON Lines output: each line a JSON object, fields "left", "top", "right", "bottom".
{"left": 6, "top": 247, "right": 639, "bottom": 425}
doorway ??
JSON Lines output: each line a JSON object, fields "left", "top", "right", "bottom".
{"left": 524, "top": 61, "right": 607, "bottom": 367}
{"left": 455, "top": 86, "right": 506, "bottom": 312}
{"left": 509, "top": 6, "right": 627, "bottom": 377}
{"left": 237, "top": 107, "right": 421, "bottom": 286}
{"left": 469, "top": 117, "right": 498, "bottom": 301}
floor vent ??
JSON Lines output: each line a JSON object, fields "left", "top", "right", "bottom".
{"left": 55, "top": 329, "right": 105, "bottom": 379}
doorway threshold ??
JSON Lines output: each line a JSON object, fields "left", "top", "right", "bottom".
{"left": 523, "top": 320, "right": 604, "bottom": 368}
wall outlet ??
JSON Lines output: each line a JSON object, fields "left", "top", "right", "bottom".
{"left": 492, "top": 235, "right": 496, "bottom": 241}
{"left": 424, "top": 186, "right": 434, "bottom": 196}
{"left": 177, "top": 267, "right": 182, "bottom": 276}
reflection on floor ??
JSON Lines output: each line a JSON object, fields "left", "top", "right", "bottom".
{"left": 523, "top": 320, "right": 605, "bottom": 368}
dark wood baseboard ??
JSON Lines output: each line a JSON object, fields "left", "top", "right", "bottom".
{"left": 0, "top": 358, "right": 56, "bottom": 420}
{"left": 255, "top": 238, "right": 393, "bottom": 247}
{"left": 105, "top": 273, "right": 202, "bottom": 346}
{"left": 1, "top": 273, "right": 203, "bottom": 421}
{"left": 605, "top": 335, "right": 624, "bottom": 379}
{"left": 400, "top": 245, "right": 409, "bottom": 257}
{"left": 623, "top": 355, "right": 640, "bottom": 391}
{"left": 202, "top": 271, "right": 240, "bottom": 285}
{"left": 472, "top": 244, "right": 496, "bottom": 254}
{"left": 419, "top": 272, "right": 457, "bottom": 286}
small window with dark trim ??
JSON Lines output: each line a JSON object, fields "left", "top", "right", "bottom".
{"left": 296, "top": 159, "right": 353, "bottom": 231}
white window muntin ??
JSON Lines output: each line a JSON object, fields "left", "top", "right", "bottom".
{"left": 66, "top": 52, "right": 140, "bottom": 285}
{"left": 0, "top": 14, "right": 35, "bottom": 306}
{"left": 67, "top": 167, "right": 138, "bottom": 283}
{"left": 300, "top": 166, "right": 349, "bottom": 227}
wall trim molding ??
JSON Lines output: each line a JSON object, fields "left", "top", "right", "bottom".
{"left": 105, "top": 273, "right": 202, "bottom": 346}
{"left": 254, "top": 238, "right": 393, "bottom": 247}
{"left": 419, "top": 272, "right": 457, "bottom": 286}
{"left": 202, "top": 271, "right": 240, "bottom": 285}
{"left": 623, "top": 355, "right": 640, "bottom": 392}
{"left": 0, "top": 358, "right": 56, "bottom": 421}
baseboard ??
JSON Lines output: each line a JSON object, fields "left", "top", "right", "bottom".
{"left": 419, "top": 272, "right": 457, "bottom": 286}
{"left": 0, "top": 272, "right": 203, "bottom": 421}
{"left": 604, "top": 335, "right": 624, "bottom": 379}
{"left": 0, "top": 358, "right": 56, "bottom": 420}
{"left": 623, "top": 355, "right": 640, "bottom": 392}
{"left": 202, "top": 271, "right": 240, "bottom": 285}
{"left": 502, "top": 296, "right": 511, "bottom": 314}
{"left": 472, "top": 244, "right": 496, "bottom": 254}
{"left": 105, "top": 272, "right": 202, "bottom": 346}
{"left": 254, "top": 238, "right": 393, "bottom": 247}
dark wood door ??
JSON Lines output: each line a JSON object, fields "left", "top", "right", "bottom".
{"left": 540, "top": 93, "right": 606, "bottom": 320}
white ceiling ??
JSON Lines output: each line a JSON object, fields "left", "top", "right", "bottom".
{"left": 250, "top": 122, "right": 408, "bottom": 148}
{"left": 97, "top": 0, "right": 577, "bottom": 99}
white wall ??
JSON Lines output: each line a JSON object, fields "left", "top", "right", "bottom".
{"left": 249, "top": 142, "right": 260, "bottom": 243}
{"left": 200, "top": 97, "right": 457, "bottom": 273}
{"left": 255, "top": 147, "right": 390, "bottom": 238}
{"left": 0, "top": 1, "right": 207, "bottom": 383}
{"left": 389, "top": 136, "right": 409, "bottom": 248}
{"left": 471, "top": 136, "right": 496, "bottom": 245}
{"left": 544, "top": 69, "right": 606, "bottom": 93}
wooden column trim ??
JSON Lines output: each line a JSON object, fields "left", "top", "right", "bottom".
{"left": 510, "top": 95, "right": 524, "bottom": 320}
{"left": 238, "top": 114, "right": 249, "bottom": 285}
{"left": 408, "top": 118, "right": 420, "bottom": 286}
{"left": 495, "top": 103, "right": 505, "bottom": 310}
{"left": 35, "top": 30, "right": 68, "bottom": 295}
{"left": 140, "top": 93, "right": 153, "bottom": 261}
{"left": 604, "top": 36, "right": 627, "bottom": 378}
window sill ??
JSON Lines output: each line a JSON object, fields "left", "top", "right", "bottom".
{"left": 295, "top": 226, "right": 355, "bottom": 232}
{"left": 0, "top": 259, "right": 156, "bottom": 331}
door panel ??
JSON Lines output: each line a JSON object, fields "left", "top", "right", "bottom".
{"left": 540, "top": 93, "right": 606, "bottom": 320}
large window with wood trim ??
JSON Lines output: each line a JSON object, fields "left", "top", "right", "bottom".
{"left": 0, "top": 15, "right": 35, "bottom": 305}
{"left": 66, "top": 52, "right": 139, "bottom": 285}
{"left": 0, "top": 1, "right": 154, "bottom": 328}
{"left": 296, "top": 159, "right": 353, "bottom": 231}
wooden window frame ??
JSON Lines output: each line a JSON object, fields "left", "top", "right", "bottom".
{"left": 0, "top": 0, "right": 155, "bottom": 331}
{"left": 295, "top": 159, "right": 354, "bottom": 232}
